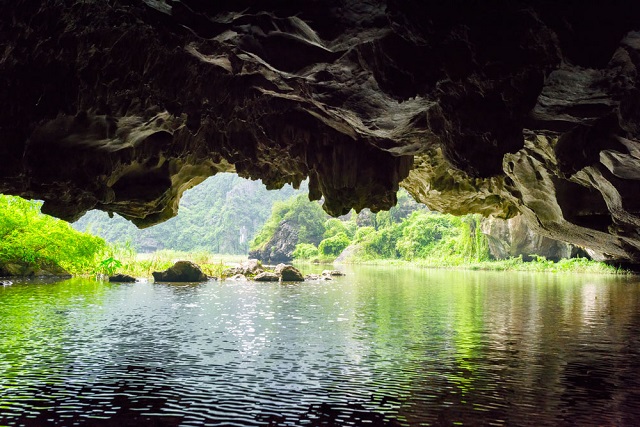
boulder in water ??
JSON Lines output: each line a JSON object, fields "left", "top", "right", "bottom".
{"left": 109, "top": 274, "right": 136, "bottom": 283}
{"left": 242, "top": 259, "right": 264, "bottom": 275}
{"left": 275, "top": 264, "right": 304, "bottom": 282}
{"left": 0, "top": 261, "right": 71, "bottom": 278}
{"left": 152, "top": 261, "right": 207, "bottom": 283}
{"left": 305, "top": 274, "right": 332, "bottom": 281}
{"left": 322, "top": 270, "right": 345, "bottom": 277}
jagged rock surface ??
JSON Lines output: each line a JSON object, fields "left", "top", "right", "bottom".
{"left": 222, "top": 259, "right": 264, "bottom": 277}
{"left": 2, "top": 1, "right": 640, "bottom": 263}
{"left": 254, "top": 272, "right": 280, "bottom": 282}
{"left": 481, "top": 216, "right": 588, "bottom": 262}
{"left": 322, "top": 270, "right": 345, "bottom": 277}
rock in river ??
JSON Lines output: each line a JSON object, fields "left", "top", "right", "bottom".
{"left": 254, "top": 272, "right": 280, "bottom": 282}
{"left": 305, "top": 274, "right": 332, "bottom": 281}
{"left": 109, "top": 274, "right": 137, "bottom": 283}
{"left": 222, "top": 259, "right": 264, "bottom": 277}
{"left": 0, "top": 261, "right": 71, "bottom": 278}
{"left": 152, "top": 261, "right": 207, "bottom": 283}
{"left": 322, "top": 270, "right": 345, "bottom": 277}
{"left": 275, "top": 264, "right": 304, "bottom": 282}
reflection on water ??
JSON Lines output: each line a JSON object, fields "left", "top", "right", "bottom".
{"left": 0, "top": 268, "right": 639, "bottom": 426}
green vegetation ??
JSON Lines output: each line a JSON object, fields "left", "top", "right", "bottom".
{"left": 255, "top": 191, "right": 626, "bottom": 275}
{"left": 0, "top": 177, "right": 627, "bottom": 278}
{"left": 351, "top": 211, "right": 489, "bottom": 263}
{"left": 101, "top": 245, "right": 242, "bottom": 278}
{"left": 292, "top": 243, "right": 319, "bottom": 260}
{"left": 74, "top": 173, "right": 304, "bottom": 254}
{"left": 0, "top": 195, "right": 244, "bottom": 279}
{"left": 318, "top": 232, "right": 351, "bottom": 256}
{"left": 353, "top": 255, "right": 623, "bottom": 274}
{"left": 250, "top": 193, "right": 327, "bottom": 252}
{"left": 0, "top": 195, "right": 107, "bottom": 275}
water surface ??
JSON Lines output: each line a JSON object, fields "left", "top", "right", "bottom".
{"left": 1, "top": 267, "right": 639, "bottom": 426}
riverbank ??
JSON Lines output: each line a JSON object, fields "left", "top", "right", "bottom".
{"left": 103, "top": 251, "right": 637, "bottom": 278}
{"left": 0, "top": 250, "right": 631, "bottom": 280}
{"left": 108, "top": 250, "right": 247, "bottom": 278}
{"left": 328, "top": 256, "right": 631, "bottom": 275}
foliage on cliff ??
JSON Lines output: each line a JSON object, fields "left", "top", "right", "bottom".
{"left": 249, "top": 188, "right": 490, "bottom": 264}
{"left": 247, "top": 194, "right": 328, "bottom": 262}
{"left": 350, "top": 211, "right": 489, "bottom": 263}
{"left": 0, "top": 195, "right": 107, "bottom": 274}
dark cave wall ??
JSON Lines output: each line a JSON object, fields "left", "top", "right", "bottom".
{"left": 1, "top": 0, "right": 640, "bottom": 262}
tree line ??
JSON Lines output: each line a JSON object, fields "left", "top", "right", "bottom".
{"left": 249, "top": 190, "right": 490, "bottom": 264}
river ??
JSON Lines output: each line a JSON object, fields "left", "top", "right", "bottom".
{"left": 0, "top": 266, "right": 639, "bottom": 426}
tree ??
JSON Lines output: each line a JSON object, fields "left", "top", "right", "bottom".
{"left": 396, "top": 212, "right": 458, "bottom": 259}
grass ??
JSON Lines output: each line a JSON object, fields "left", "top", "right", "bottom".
{"left": 106, "top": 247, "right": 248, "bottom": 279}
{"left": 102, "top": 245, "right": 630, "bottom": 279}
{"left": 292, "top": 256, "right": 335, "bottom": 265}
{"left": 336, "top": 255, "right": 630, "bottom": 275}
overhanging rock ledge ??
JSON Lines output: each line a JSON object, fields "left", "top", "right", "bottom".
{"left": 1, "top": 1, "right": 639, "bottom": 264}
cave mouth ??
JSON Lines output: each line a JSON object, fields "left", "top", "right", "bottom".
{"left": 64, "top": 172, "right": 596, "bottom": 270}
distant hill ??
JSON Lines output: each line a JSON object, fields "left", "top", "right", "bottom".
{"left": 72, "top": 173, "right": 305, "bottom": 254}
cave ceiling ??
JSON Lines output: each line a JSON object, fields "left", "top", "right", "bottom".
{"left": 1, "top": 0, "right": 640, "bottom": 263}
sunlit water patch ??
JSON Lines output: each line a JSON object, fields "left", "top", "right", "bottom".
{"left": 1, "top": 268, "right": 639, "bottom": 426}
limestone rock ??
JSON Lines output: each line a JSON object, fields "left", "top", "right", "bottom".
{"left": 305, "top": 274, "right": 332, "bottom": 281}
{"left": 481, "top": 216, "right": 588, "bottom": 262}
{"left": 275, "top": 264, "right": 304, "bottom": 282}
{"left": 230, "top": 274, "right": 248, "bottom": 281}
{"left": 0, "top": 263, "right": 28, "bottom": 277}
{"left": 334, "top": 245, "right": 359, "bottom": 264}
{"left": 221, "top": 267, "right": 240, "bottom": 277}
{"left": 152, "top": 261, "right": 207, "bottom": 283}
{"left": 222, "top": 259, "right": 264, "bottom": 277}
{"left": 0, "top": 261, "right": 71, "bottom": 278}
{"left": 254, "top": 272, "right": 280, "bottom": 282}
{"left": 109, "top": 274, "right": 137, "bottom": 283}
{"left": 242, "top": 259, "right": 264, "bottom": 275}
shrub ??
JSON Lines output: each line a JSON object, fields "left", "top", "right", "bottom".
{"left": 354, "top": 226, "right": 375, "bottom": 242}
{"left": 318, "top": 232, "right": 351, "bottom": 256}
{"left": 293, "top": 243, "right": 319, "bottom": 260}
{"left": 0, "top": 195, "right": 107, "bottom": 274}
